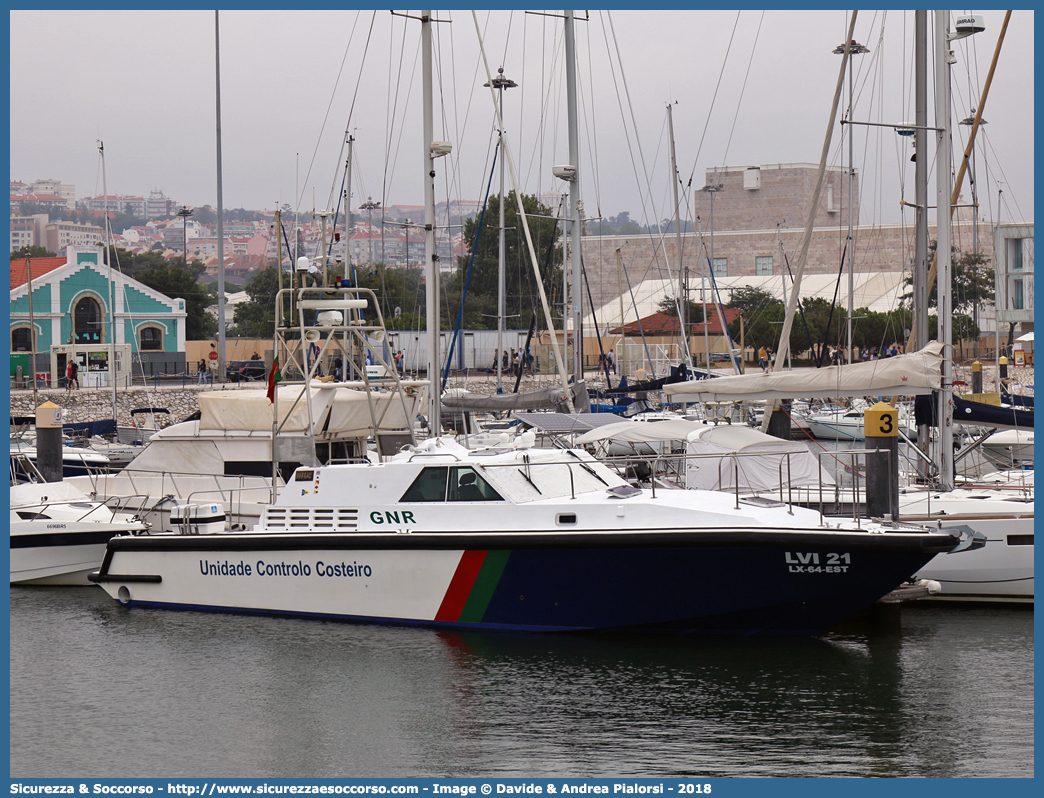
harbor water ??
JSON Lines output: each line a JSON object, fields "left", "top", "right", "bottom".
{"left": 10, "top": 585, "right": 1033, "bottom": 778}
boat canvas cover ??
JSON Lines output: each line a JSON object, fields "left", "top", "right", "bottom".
{"left": 442, "top": 382, "right": 590, "bottom": 413}
{"left": 11, "top": 480, "right": 94, "bottom": 508}
{"left": 199, "top": 387, "right": 333, "bottom": 432}
{"left": 122, "top": 436, "right": 232, "bottom": 475}
{"left": 664, "top": 341, "right": 944, "bottom": 401}
{"left": 684, "top": 425, "right": 834, "bottom": 492}
{"left": 325, "top": 388, "right": 422, "bottom": 436}
{"left": 572, "top": 418, "right": 710, "bottom": 444}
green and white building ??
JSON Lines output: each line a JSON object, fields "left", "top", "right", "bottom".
{"left": 10, "top": 244, "right": 187, "bottom": 386}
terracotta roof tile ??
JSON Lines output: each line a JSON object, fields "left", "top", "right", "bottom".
{"left": 10, "top": 256, "right": 67, "bottom": 290}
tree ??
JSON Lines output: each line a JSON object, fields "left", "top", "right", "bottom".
{"left": 231, "top": 267, "right": 281, "bottom": 339}
{"left": 11, "top": 245, "right": 56, "bottom": 259}
{"left": 656, "top": 295, "right": 705, "bottom": 323}
{"left": 725, "top": 286, "right": 785, "bottom": 354}
{"left": 455, "top": 193, "right": 563, "bottom": 330}
{"left": 103, "top": 246, "right": 217, "bottom": 340}
{"left": 901, "top": 242, "right": 995, "bottom": 314}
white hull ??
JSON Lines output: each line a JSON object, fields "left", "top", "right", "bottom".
{"left": 11, "top": 480, "right": 150, "bottom": 585}
{"left": 902, "top": 496, "right": 1034, "bottom": 604}
{"left": 10, "top": 521, "right": 145, "bottom": 586}
{"left": 979, "top": 430, "right": 1034, "bottom": 467}
{"left": 801, "top": 414, "right": 917, "bottom": 442}
{"left": 88, "top": 440, "right": 970, "bottom": 636}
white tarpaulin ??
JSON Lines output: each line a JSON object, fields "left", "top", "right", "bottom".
{"left": 684, "top": 424, "right": 833, "bottom": 492}
{"left": 326, "top": 388, "right": 423, "bottom": 436}
{"left": 573, "top": 419, "right": 711, "bottom": 444}
{"left": 199, "top": 386, "right": 333, "bottom": 432}
{"left": 664, "top": 341, "right": 944, "bottom": 401}
{"left": 198, "top": 384, "right": 424, "bottom": 437}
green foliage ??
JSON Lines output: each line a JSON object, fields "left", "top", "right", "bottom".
{"left": 344, "top": 263, "right": 426, "bottom": 328}
{"left": 231, "top": 267, "right": 281, "bottom": 338}
{"left": 102, "top": 246, "right": 217, "bottom": 341}
{"left": 656, "top": 295, "right": 705, "bottom": 323}
{"left": 454, "top": 193, "right": 563, "bottom": 330}
{"left": 725, "top": 286, "right": 785, "bottom": 351}
{"left": 901, "top": 243, "right": 995, "bottom": 314}
{"left": 10, "top": 245, "right": 56, "bottom": 259}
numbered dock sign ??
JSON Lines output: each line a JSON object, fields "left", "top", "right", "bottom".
{"left": 864, "top": 401, "right": 899, "bottom": 438}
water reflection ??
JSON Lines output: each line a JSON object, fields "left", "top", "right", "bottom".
{"left": 10, "top": 587, "right": 1032, "bottom": 778}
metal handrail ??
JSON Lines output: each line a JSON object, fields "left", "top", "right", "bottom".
{"left": 405, "top": 452, "right": 463, "bottom": 463}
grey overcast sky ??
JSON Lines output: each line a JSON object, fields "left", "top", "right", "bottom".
{"left": 10, "top": 9, "right": 1034, "bottom": 229}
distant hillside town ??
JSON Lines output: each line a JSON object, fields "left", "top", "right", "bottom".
{"left": 11, "top": 165, "right": 1033, "bottom": 379}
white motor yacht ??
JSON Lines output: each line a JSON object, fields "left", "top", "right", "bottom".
{"left": 89, "top": 436, "right": 977, "bottom": 636}
{"left": 11, "top": 478, "right": 148, "bottom": 585}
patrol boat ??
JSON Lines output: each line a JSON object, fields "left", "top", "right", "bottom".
{"left": 89, "top": 434, "right": 974, "bottom": 636}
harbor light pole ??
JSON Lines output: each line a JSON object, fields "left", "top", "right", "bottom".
{"left": 484, "top": 67, "right": 517, "bottom": 392}
{"left": 360, "top": 197, "right": 380, "bottom": 267}
{"left": 177, "top": 206, "right": 193, "bottom": 268}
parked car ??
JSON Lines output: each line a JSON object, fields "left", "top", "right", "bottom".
{"left": 226, "top": 359, "right": 268, "bottom": 382}
{"left": 707, "top": 352, "right": 732, "bottom": 364}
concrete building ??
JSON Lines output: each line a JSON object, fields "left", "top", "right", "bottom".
{"left": 43, "top": 219, "right": 106, "bottom": 253}
{"left": 145, "top": 189, "right": 177, "bottom": 220}
{"left": 26, "top": 179, "right": 76, "bottom": 204}
{"left": 9, "top": 213, "right": 49, "bottom": 253}
{"left": 994, "top": 222, "right": 1035, "bottom": 341}
{"left": 577, "top": 163, "right": 1027, "bottom": 346}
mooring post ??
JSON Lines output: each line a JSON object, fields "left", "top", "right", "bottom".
{"left": 864, "top": 401, "right": 899, "bottom": 520}
{"left": 35, "top": 400, "right": 64, "bottom": 483}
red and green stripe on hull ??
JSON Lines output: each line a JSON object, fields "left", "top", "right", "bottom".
{"left": 435, "top": 549, "right": 511, "bottom": 623}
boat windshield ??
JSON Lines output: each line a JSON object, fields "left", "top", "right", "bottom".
{"left": 478, "top": 457, "right": 629, "bottom": 504}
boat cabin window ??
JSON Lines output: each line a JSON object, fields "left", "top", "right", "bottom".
{"left": 400, "top": 466, "right": 503, "bottom": 502}
{"left": 448, "top": 466, "right": 502, "bottom": 502}
{"left": 401, "top": 467, "right": 449, "bottom": 502}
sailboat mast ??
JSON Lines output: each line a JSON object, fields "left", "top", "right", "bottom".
{"left": 99, "top": 141, "right": 118, "bottom": 420}
{"left": 422, "top": 10, "right": 441, "bottom": 431}
{"left": 215, "top": 10, "right": 227, "bottom": 381}
{"left": 667, "top": 102, "right": 690, "bottom": 368}
{"left": 564, "top": 10, "right": 583, "bottom": 383}
{"left": 914, "top": 10, "right": 931, "bottom": 464}
{"left": 935, "top": 11, "right": 954, "bottom": 490}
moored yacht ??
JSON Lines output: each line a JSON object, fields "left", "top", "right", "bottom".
{"left": 90, "top": 436, "right": 976, "bottom": 635}
{"left": 11, "top": 477, "right": 148, "bottom": 585}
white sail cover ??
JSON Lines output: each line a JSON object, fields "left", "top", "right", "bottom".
{"left": 684, "top": 425, "right": 833, "bottom": 492}
{"left": 664, "top": 341, "right": 944, "bottom": 401}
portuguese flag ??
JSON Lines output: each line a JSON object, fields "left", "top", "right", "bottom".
{"left": 267, "top": 356, "right": 282, "bottom": 403}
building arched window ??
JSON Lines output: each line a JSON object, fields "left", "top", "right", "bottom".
{"left": 139, "top": 325, "right": 163, "bottom": 351}
{"left": 11, "top": 325, "right": 34, "bottom": 352}
{"left": 74, "top": 296, "right": 104, "bottom": 344}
